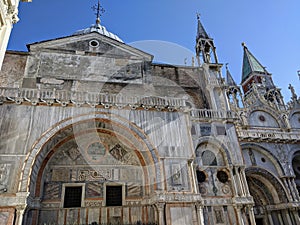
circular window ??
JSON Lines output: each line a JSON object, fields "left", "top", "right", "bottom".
{"left": 259, "top": 115, "right": 266, "bottom": 122}
{"left": 196, "top": 170, "right": 206, "bottom": 183}
{"left": 85, "top": 141, "right": 107, "bottom": 162}
{"left": 261, "top": 157, "right": 266, "bottom": 163}
{"left": 89, "top": 40, "right": 99, "bottom": 47}
{"left": 217, "top": 170, "right": 229, "bottom": 183}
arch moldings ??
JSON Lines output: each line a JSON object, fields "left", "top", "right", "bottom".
{"left": 19, "top": 112, "right": 161, "bottom": 195}
{"left": 195, "top": 136, "right": 232, "bottom": 165}
{"left": 245, "top": 166, "right": 289, "bottom": 203}
{"left": 241, "top": 143, "right": 285, "bottom": 176}
{"left": 247, "top": 106, "right": 286, "bottom": 128}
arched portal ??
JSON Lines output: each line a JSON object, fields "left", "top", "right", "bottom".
{"left": 20, "top": 112, "right": 161, "bottom": 225}
{"left": 246, "top": 167, "right": 290, "bottom": 225}
{"left": 292, "top": 151, "right": 300, "bottom": 195}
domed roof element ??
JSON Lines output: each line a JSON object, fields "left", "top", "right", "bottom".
{"left": 73, "top": 23, "right": 123, "bottom": 43}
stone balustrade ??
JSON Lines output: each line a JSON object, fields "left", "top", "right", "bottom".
{"left": 190, "top": 109, "right": 237, "bottom": 121}
{"left": 0, "top": 87, "right": 187, "bottom": 110}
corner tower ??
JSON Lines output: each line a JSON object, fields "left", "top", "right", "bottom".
{"left": 195, "top": 14, "right": 219, "bottom": 65}
{"left": 241, "top": 43, "right": 285, "bottom": 109}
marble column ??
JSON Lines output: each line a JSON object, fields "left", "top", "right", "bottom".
{"left": 247, "top": 206, "right": 256, "bottom": 225}
{"left": 196, "top": 203, "right": 205, "bottom": 225}
{"left": 235, "top": 167, "right": 244, "bottom": 196}
{"left": 267, "top": 212, "right": 274, "bottom": 225}
{"left": 282, "top": 178, "right": 294, "bottom": 201}
{"left": 291, "top": 209, "right": 300, "bottom": 225}
{"left": 189, "top": 160, "right": 197, "bottom": 193}
{"left": 291, "top": 178, "right": 300, "bottom": 201}
{"left": 156, "top": 203, "right": 165, "bottom": 225}
{"left": 15, "top": 205, "right": 26, "bottom": 225}
{"left": 288, "top": 178, "right": 297, "bottom": 201}
{"left": 229, "top": 167, "right": 238, "bottom": 196}
{"left": 283, "top": 210, "right": 293, "bottom": 225}
{"left": 234, "top": 206, "right": 245, "bottom": 225}
{"left": 240, "top": 168, "right": 250, "bottom": 196}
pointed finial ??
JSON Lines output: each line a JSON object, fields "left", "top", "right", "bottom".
{"left": 242, "top": 42, "right": 246, "bottom": 48}
{"left": 289, "top": 84, "right": 298, "bottom": 101}
{"left": 225, "top": 63, "right": 229, "bottom": 70}
{"left": 197, "top": 12, "right": 200, "bottom": 20}
{"left": 92, "top": 0, "right": 105, "bottom": 24}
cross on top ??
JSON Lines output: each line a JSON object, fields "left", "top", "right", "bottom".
{"left": 92, "top": 0, "right": 105, "bottom": 24}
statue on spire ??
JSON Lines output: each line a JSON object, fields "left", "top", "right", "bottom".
{"left": 92, "top": 0, "right": 105, "bottom": 24}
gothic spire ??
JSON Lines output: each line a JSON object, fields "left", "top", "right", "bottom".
{"left": 195, "top": 14, "right": 219, "bottom": 64}
{"left": 196, "top": 13, "right": 209, "bottom": 39}
{"left": 241, "top": 42, "right": 268, "bottom": 83}
{"left": 226, "top": 64, "right": 237, "bottom": 86}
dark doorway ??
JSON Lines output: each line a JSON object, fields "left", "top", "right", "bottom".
{"left": 106, "top": 186, "right": 122, "bottom": 206}
{"left": 255, "top": 218, "right": 264, "bottom": 225}
{"left": 63, "top": 186, "right": 82, "bottom": 208}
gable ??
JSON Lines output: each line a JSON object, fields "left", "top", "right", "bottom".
{"left": 28, "top": 32, "right": 153, "bottom": 61}
{"left": 24, "top": 33, "right": 153, "bottom": 84}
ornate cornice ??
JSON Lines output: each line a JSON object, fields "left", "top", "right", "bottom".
{"left": 237, "top": 128, "right": 300, "bottom": 144}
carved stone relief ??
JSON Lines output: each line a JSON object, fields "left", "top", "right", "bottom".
{"left": 78, "top": 169, "right": 112, "bottom": 181}
{"left": 109, "top": 144, "right": 139, "bottom": 166}
{"left": 214, "top": 207, "right": 224, "bottom": 224}
{"left": 65, "top": 147, "right": 81, "bottom": 161}
{"left": 171, "top": 164, "right": 182, "bottom": 185}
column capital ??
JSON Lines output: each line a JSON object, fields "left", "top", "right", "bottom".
{"left": 155, "top": 202, "right": 165, "bottom": 211}
{"left": 15, "top": 205, "right": 26, "bottom": 215}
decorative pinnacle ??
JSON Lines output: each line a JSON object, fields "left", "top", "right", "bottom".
{"left": 225, "top": 63, "right": 229, "bottom": 70}
{"left": 241, "top": 42, "right": 246, "bottom": 47}
{"left": 92, "top": 0, "right": 105, "bottom": 24}
{"left": 196, "top": 12, "right": 200, "bottom": 20}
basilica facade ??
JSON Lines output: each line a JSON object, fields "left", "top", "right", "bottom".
{"left": 0, "top": 13, "right": 300, "bottom": 225}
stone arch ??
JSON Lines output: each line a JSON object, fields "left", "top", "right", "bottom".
{"left": 291, "top": 151, "right": 300, "bottom": 194}
{"left": 246, "top": 167, "right": 288, "bottom": 205}
{"left": 241, "top": 143, "right": 285, "bottom": 177}
{"left": 248, "top": 109, "right": 281, "bottom": 128}
{"left": 194, "top": 137, "right": 233, "bottom": 197}
{"left": 195, "top": 136, "right": 232, "bottom": 165}
{"left": 19, "top": 112, "right": 161, "bottom": 197}
{"left": 245, "top": 167, "right": 288, "bottom": 204}
{"left": 289, "top": 111, "right": 300, "bottom": 129}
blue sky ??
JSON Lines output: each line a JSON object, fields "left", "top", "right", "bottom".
{"left": 8, "top": 0, "right": 300, "bottom": 102}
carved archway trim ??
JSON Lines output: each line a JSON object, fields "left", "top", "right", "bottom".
{"left": 34, "top": 127, "right": 151, "bottom": 197}
{"left": 19, "top": 112, "right": 161, "bottom": 194}
{"left": 247, "top": 107, "right": 285, "bottom": 128}
{"left": 195, "top": 136, "right": 232, "bottom": 165}
{"left": 241, "top": 143, "right": 285, "bottom": 177}
{"left": 245, "top": 166, "right": 289, "bottom": 204}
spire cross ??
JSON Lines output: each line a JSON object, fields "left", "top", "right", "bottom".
{"left": 196, "top": 13, "right": 201, "bottom": 20}
{"left": 92, "top": 0, "right": 105, "bottom": 24}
